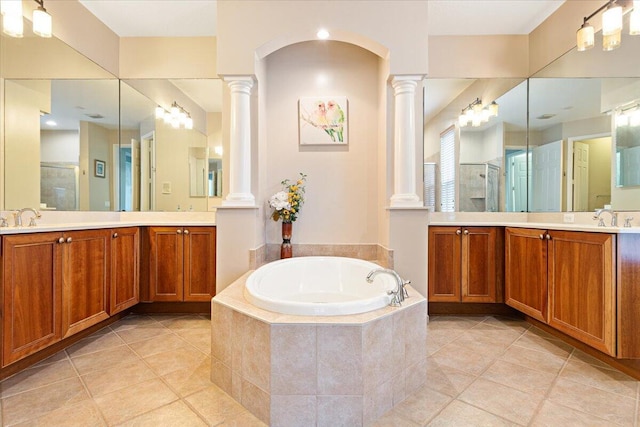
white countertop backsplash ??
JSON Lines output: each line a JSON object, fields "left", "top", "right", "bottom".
{"left": 0, "top": 209, "right": 638, "bottom": 234}
{"left": 0, "top": 210, "right": 217, "bottom": 234}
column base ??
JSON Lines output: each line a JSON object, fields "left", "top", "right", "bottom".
{"left": 223, "top": 193, "right": 256, "bottom": 207}
{"left": 390, "top": 193, "right": 422, "bottom": 207}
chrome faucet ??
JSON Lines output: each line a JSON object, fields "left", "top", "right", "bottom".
{"left": 13, "top": 208, "right": 42, "bottom": 227}
{"left": 366, "top": 268, "right": 410, "bottom": 306}
{"left": 593, "top": 208, "right": 618, "bottom": 227}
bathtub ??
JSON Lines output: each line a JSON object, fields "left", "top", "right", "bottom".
{"left": 244, "top": 256, "right": 396, "bottom": 316}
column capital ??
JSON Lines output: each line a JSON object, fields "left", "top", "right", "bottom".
{"left": 224, "top": 76, "right": 255, "bottom": 94}
{"left": 391, "top": 75, "right": 424, "bottom": 86}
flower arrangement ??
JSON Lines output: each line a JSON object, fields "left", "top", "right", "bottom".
{"left": 269, "top": 173, "right": 307, "bottom": 222}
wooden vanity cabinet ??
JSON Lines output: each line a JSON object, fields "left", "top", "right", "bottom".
{"left": 2, "top": 232, "right": 63, "bottom": 366}
{"left": 505, "top": 227, "right": 549, "bottom": 322}
{"left": 428, "top": 226, "right": 503, "bottom": 303}
{"left": 143, "top": 226, "right": 216, "bottom": 302}
{"left": 110, "top": 227, "right": 140, "bottom": 315}
{"left": 506, "top": 227, "right": 616, "bottom": 356}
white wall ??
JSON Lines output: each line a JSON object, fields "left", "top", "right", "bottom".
{"left": 262, "top": 41, "right": 382, "bottom": 245}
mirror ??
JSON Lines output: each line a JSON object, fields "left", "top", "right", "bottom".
{"left": 1, "top": 17, "right": 118, "bottom": 211}
{"left": 119, "top": 79, "right": 223, "bottom": 212}
{"left": 423, "top": 78, "right": 527, "bottom": 212}
{"left": 530, "top": 11, "right": 640, "bottom": 212}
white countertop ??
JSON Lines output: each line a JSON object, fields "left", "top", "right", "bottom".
{"left": 428, "top": 221, "right": 640, "bottom": 234}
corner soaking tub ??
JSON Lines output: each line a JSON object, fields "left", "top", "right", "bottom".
{"left": 244, "top": 256, "right": 396, "bottom": 316}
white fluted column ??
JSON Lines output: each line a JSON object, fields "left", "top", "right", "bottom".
{"left": 390, "top": 76, "right": 422, "bottom": 207}
{"left": 223, "top": 76, "right": 255, "bottom": 206}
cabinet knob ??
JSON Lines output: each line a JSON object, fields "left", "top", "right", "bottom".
{"left": 546, "top": 234, "right": 551, "bottom": 240}
{"left": 177, "top": 229, "right": 182, "bottom": 234}
{"left": 463, "top": 229, "right": 469, "bottom": 235}
{"left": 539, "top": 234, "right": 544, "bottom": 240}
{"left": 113, "top": 232, "right": 118, "bottom": 238}
{"left": 456, "top": 229, "right": 462, "bottom": 235}
{"left": 58, "top": 237, "right": 65, "bottom": 244}
{"left": 66, "top": 237, "right": 72, "bottom": 243}
{"left": 183, "top": 229, "right": 190, "bottom": 235}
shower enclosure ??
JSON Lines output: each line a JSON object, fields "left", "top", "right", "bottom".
{"left": 459, "top": 163, "right": 500, "bottom": 212}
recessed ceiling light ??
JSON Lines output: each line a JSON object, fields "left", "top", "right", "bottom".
{"left": 536, "top": 114, "right": 556, "bottom": 120}
{"left": 45, "top": 120, "right": 57, "bottom": 126}
{"left": 317, "top": 29, "right": 330, "bottom": 40}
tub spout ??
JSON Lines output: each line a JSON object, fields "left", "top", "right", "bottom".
{"left": 366, "top": 268, "right": 410, "bottom": 306}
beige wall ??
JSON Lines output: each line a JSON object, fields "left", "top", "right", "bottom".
{"left": 262, "top": 41, "right": 382, "bottom": 246}
{"left": 119, "top": 37, "right": 217, "bottom": 78}
{"left": 428, "top": 36, "right": 529, "bottom": 78}
{"left": 3, "top": 80, "right": 48, "bottom": 209}
{"left": 217, "top": 0, "right": 427, "bottom": 76}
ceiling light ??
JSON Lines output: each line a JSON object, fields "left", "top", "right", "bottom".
{"left": 45, "top": 120, "right": 57, "bottom": 126}
{"left": 316, "top": 29, "right": 330, "bottom": 39}
{"left": 32, "top": 0, "right": 51, "bottom": 38}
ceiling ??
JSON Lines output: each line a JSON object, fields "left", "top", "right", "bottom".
{"left": 78, "top": 0, "right": 565, "bottom": 38}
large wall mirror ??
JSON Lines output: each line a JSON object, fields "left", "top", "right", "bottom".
{"left": 120, "top": 79, "right": 223, "bottom": 212}
{"left": 1, "top": 17, "right": 118, "bottom": 212}
{"left": 423, "top": 78, "right": 527, "bottom": 212}
{"left": 1, "top": 18, "right": 224, "bottom": 212}
{"left": 531, "top": 10, "right": 640, "bottom": 212}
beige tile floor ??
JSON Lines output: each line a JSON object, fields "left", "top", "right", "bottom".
{"left": 0, "top": 314, "right": 638, "bottom": 426}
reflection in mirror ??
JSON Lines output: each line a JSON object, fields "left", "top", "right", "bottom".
{"left": 528, "top": 78, "right": 613, "bottom": 212}
{"left": 423, "top": 78, "right": 527, "bottom": 212}
{"left": 532, "top": 11, "right": 640, "bottom": 212}
{"left": 4, "top": 79, "right": 119, "bottom": 211}
{"left": 119, "top": 79, "right": 223, "bottom": 212}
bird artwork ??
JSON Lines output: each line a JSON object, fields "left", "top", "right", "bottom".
{"left": 299, "top": 97, "right": 348, "bottom": 145}
{"left": 326, "top": 100, "right": 345, "bottom": 142}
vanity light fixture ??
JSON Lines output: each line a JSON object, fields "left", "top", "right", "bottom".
{"left": 32, "top": 0, "right": 51, "bottom": 38}
{"left": 615, "top": 103, "right": 640, "bottom": 127}
{"left": 577, "top": 0, "right": 638, "bottom": 52}
{"left": 1, "top": 0, "right": 52, "bottom": 38}
{"left": 156, "top": 101, "right": 193, "bottom": 129}
{"left": 458, "top": 98, "right": 499, "bottom": 128}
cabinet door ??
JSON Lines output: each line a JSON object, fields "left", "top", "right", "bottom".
{"left": 428, "top": 226, "right": 462, "bottom": 302}
{"left": 505, "top": 227, "right": 549, "bottom": 322}
{"left": 548, "top": 231, "right": 616, "bottom": 356}
{"left": 462, "top": 227, "right": 500, "bottom": 303}
{"left": 110, "top": 227, "right": 140, "bottom": 315}
{"left": 148, "top": 227, "right": 184, "bottom": 301}
{"left": 183, "top": 226, "right": 216, "bottom": 301}
{"left": 62, "top": 229, "right": 111, "bottom": 338}
{"left": 2, "top": 233, "right": 63, "bottom": 366}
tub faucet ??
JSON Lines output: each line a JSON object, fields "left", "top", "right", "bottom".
{"left": 366, "top": 268, "right": 410, "bottom": 307}
{"left": 13, "top": 208, "right": 42, "bottom": 227}
{"left": 593, "top": 208, "right": 618, "bottom": 227}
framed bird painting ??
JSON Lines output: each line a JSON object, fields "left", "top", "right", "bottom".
{"left": 298, "top": 96, "right": 348, "bottom": 145}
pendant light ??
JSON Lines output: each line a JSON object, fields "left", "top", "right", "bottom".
{"left": 602, "top": 2, "right": 623, "bottom": 35}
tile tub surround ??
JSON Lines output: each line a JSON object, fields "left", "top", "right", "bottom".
{"left": 250, "top": 243, "right": 394, "bottom": 269}
{"left": 211, "top": 273, "right": 427, "bottom": 426}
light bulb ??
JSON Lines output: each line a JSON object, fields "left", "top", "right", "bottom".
{"left": 630, "top": 10, "right": 640, "bottom": 35}
{"left": 616, "top": 111, "right": 629, "bottom": 127}
{"left": 458, "top": 113, "right": 468, "bottom": 127}
{"left": 1, "top": 0, "right": 22, "bottom": 17}
{"left": 163, "top": 111, "right": 172, "bottom": 124}
{"left": 32, "top": 6, "right": 52, "bottom": 38}
{"left": 630, "top": 108, "right": 640, "bottom": 127}
{"left": 602, "top": 4, "right": 623, "bottom": 36}
{"left": 185, "top": 115, "right": 193, "bottom": 130}
{"left": 170, "top": 103, "right": 179, "bottom": 119}
{"left": 155, "top": 106, "right": 165, "bottom": 119}
{"left": 471, "top": 114, "right": 482, "bottom": 127}
{"left": 577, "top": 22, "right": 595, "bottom": 51}
{"left": 2, "top": 12, "right": 23, "bottom": 37}
{"left": 316, "top": 29, "right": 330, "bottom": 39}
{"left": 481, "top": 108, "right": 491, "bottom": 123}
{"left": 603, "top": 30, "right": 621, "bottom": 51}
{"left": 488, "top": 101, "right": 499, "bottom": 117}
